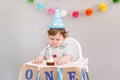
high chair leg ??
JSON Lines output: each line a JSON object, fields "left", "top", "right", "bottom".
{"left": 85, "top": 69, "right": 89, "bottom": 80}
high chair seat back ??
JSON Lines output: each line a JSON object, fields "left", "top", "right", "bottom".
{"left": 64, "top": 37, "right": 83, "bottom": 61}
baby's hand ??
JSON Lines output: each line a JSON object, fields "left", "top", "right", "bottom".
{"left": 32, "top": 55, "right": 44, "bottom": 64}
{"left": 55, "top": 57, "right": 65, "bottom": 65}
{"left": 55, "top": 56, "right": 69, "bottom": 65}
{"left": 55, "top": 55, "right": 72, "bottom": 65}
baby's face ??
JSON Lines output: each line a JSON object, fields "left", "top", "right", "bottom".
{"left": 49, "top": 33, "right": 65, "bottom": 47}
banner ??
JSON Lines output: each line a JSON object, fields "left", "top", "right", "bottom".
{"left": 19, "top": 65, "right": 85, "bottom": 80}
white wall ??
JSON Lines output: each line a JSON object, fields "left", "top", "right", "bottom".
{"left": 0, "top": 0, "right": 120, "bottom": 80}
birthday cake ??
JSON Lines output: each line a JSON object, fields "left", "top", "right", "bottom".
{"left": 46, "top": 57, "right": 55, "bottom": 66}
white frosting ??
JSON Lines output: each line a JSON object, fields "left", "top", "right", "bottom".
{"left": 47, "top": 57, "right": 54, "bottom": 62}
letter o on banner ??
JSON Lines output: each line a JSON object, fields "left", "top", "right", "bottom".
{"left": 25, "top": 69, "right": 33, "bottom": 79}
{"left": 20, "top": 65, "right": 38, "bottom": 80}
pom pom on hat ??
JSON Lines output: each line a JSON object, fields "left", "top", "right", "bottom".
{"left": 49, "top": 7, "right": 66, "bottom": 29}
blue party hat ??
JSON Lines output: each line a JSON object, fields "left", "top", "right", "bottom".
{"left": 49, "top": 7, "right": 66, "bottom": 29}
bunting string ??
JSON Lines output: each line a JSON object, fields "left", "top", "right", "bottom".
{"left": 27, "top": 0, "right": 120, "bottom": 18}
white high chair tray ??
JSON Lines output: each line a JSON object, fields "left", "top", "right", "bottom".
{"left": 25, "top": 58, "right": 88, "bottom": 68}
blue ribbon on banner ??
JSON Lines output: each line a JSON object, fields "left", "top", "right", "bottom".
{"left": 37, "top": 71, "right": 40, "bottom": 80}
{"left": 58, "top": 68, "right": 63, "bottom": 80}
{"left": 82, "top": 68, "right": 85, "bottom": 80}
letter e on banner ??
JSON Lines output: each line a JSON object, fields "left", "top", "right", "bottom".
{"left": 62, "top": 67, "right": 82, "bottom": 80}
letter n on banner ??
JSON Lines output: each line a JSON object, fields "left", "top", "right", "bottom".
{"left": 62, "top": 67, "right": 82, "bottom": 80}
{"left": 20, "top": 64, "right": 38, "bottom": 80}
{"left": 40, "top": 67, "right": 58, "bottom": 80}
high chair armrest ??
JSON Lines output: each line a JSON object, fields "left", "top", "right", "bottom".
{"left": 73, "top": 58, "right": 88, "bottom": 68}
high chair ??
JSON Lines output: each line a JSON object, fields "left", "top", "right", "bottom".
{"left": 64, "top": 37, "right": 89, "bottom": 80}
{"left": 19, "top": 37, "right": 89, "bottom": 80}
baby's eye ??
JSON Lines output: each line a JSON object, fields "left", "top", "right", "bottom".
{"left": 50, "top": 38, "right": 54, "bottom": 40}
{"left": 56, "top": 39, "right": 60, "bottom": 41}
